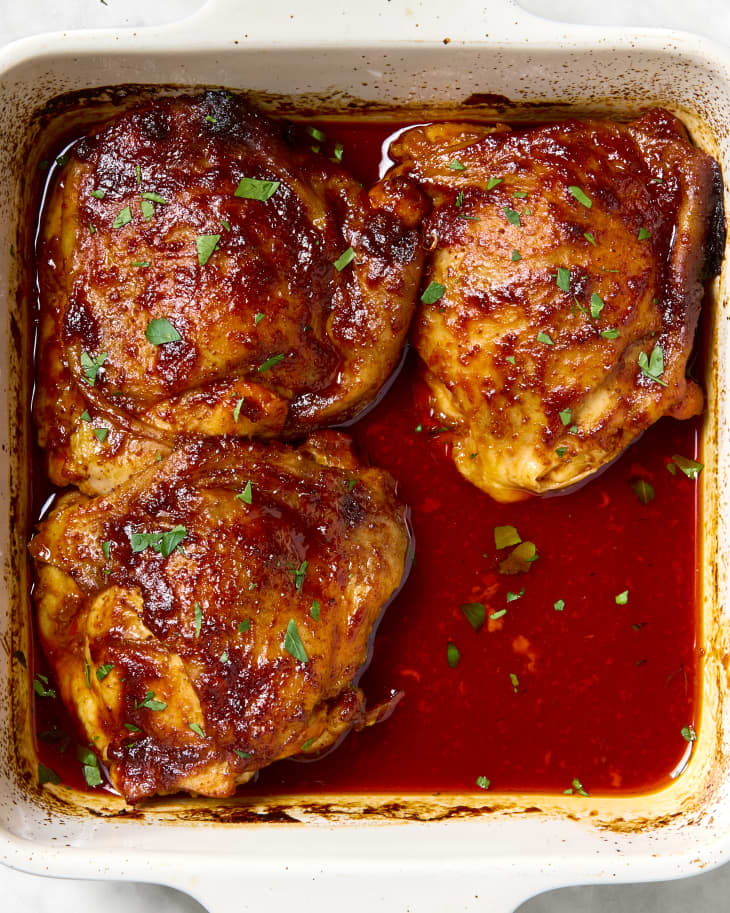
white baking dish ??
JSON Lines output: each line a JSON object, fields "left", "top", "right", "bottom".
{"left": 2, "top": 1, "right": 730, "bottom": 910}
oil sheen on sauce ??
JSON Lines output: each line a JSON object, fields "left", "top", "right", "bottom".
{"left": 31, "top": 120, "right": 702, "bottom": 798}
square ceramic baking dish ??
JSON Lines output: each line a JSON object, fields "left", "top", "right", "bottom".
{"left": 2, "top": 1, "right": 730, "bottom": 910}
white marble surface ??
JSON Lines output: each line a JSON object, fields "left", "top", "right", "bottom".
{"left": 2, "top": 0, "right": 730, "bottom": 910}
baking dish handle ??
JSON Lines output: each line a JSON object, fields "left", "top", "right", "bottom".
{"left": 170, "top": 0, "right": 558, "bottom": 44}
{"left": 179, "top": 869, "right": 553, "bottom": 913}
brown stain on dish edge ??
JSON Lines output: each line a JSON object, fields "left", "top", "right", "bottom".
{"left": 4, "top": 82, "right": 725, "bottom": 833}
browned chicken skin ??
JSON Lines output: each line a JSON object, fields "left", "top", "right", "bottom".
{"left": 30, "top": 432, "right": 410, "bottom": 802}
{"left": 36, "top": 92, "right": 428, "bottom": 494}
{"left": 386, "top": 110, "right": 723, "bottom": 502}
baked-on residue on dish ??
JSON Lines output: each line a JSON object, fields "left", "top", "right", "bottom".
{"left": 386, "top": 109, "right": 724, "bottom": 502}
{"left": 30, "top": 432, "right": 409, "bottom": 802}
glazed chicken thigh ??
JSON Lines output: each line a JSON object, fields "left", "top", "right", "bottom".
{"left": 387, "top": 110, "right": 723, "bottom": 502}
{"left": 36, "top": 93, "right": 427, "bottom": 494}
{"left": 30, "top": 432, "right": 410, "bottom": 802}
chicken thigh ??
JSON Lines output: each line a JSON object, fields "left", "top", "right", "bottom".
{"left": 36, "top": 92, "right": 427, "bottom": 494}
{"left": 386, "top": 110, "right": 723, "bottom": 501}
{"left": 30, "top": 432, "right": 410, "bottom": 802}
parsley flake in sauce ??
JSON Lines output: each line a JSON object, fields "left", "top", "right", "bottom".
{"left": 506, "top": 588, "right": 524, "bottom": 603}
{"left": 140, "top": 199, "right": 155, "bottom": 221}
{"left": 96, "top": 663, "right": 114, "bottom": 681}
{"left": 234, "top": 177, "right": 280, "bottom": 200}
{"left": 559, "top": 408, "right": 572, "bottom": 427}
{"left": 476, "top": 775, "right": 491, "bottom": 789}
{"left": 486, "top": 177, "right": 503, "bottom": 190}
{"left": 254, "top": 312, "right": 265, "bottom": 325}
{"left": 77, "top": 746, "right": 103, "bottom": 788}
{"left": 537, "top": 331, "right": 554, "bottom": 346}
{"left": 494, "top": 525, "right": 521, "bottom": 549}
{"left": 448, "top": 160, "right": 466, "bottom": 171}
{"left": 447, "top": 642, "right": 461, "bottom": 668}
{"left": 584, "top": 231, "right": 596, "bottom": 245}
{"left": 141, "top": 191, "right": 167, "bottom": 204}
{"left": 556, "top": 267, "right": 571, "bottom": 292}
{"left": 511, "top": 250, "right": 521, "bottom": 261}
{"left": 284, "top": 619, "right": 309, "bottom": 663}
{"left": 554, "top": 599, "right": 565, "bottom": 612}
{"left": 93, "top": 427, "right": 108, "bottom": 443}
{"left": 509, "top": 672, "right": 519, "bottom": 693}
{"left": 615, "top": 590, "right": 629, "bottom": 605}
{"left": 460, "top": 602, "right": 486, "bottom": 631}
{"left": 38, "top": 763, "right": 61, "bottom": 786}
{"left": 681, "top": 725, "right": 697, "bottom": 742}
{"left": 631, "top": 479, "right": 655, "bottom": 504}
{"left": 189, "top": 722, "right": 205, "bottom": 737}
{"left": 600, "top": 328, "right": 620, "bottom": 339}
{"left": 145, "top": 317, "right": 181, "bottom": 345}
{"left": 490, "top": 609, "right": 507, "bottom": 620}
{"left": 194, "top": 603, "right": 203, "bottom": 639}
{"left": 90, "top": 189, "right": 106, "bottom": 199}
{"left": 638, "top": 227, "right": 652, "bottom": 240}
{"left": 238, "top": 618, "right": 251, "bottom": 633}
{"left": 503, "top": 206, "right": 521, "bottom": 226}
{"left": 671, "top": 454, "right": 704, "bottom": 480}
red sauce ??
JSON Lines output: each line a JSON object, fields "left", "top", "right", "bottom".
{"left": 30, "top": 118, "right": 702, "bottom": 798}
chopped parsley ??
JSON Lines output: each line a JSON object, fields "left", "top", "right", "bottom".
{"left": 257, "top": 353, "right": 285, "bottom": 372}
{"left": 194, "top": 603, "right": 202, "bottom": 639}
{"left": 505, "top": 355, "right": 516, "bottom": 365}
{"left": 568, "top": 185, "right": 592, "bottom": 208}
{"left": 33, "top": 674, "right": 56, "bottom": 698}
{"left": 498, "top": 541, "right": 538, "bottom": 575}
{"left": 638, "top": 227, "right": 652, "bottom": 241}
{"left": 511, "top": 250, "right": 521, "bottom": 261}
{"left": 671, "top": 454, "right": 704, "bottom": 480}
{"left": 333, "top": 142, "right": 344, "bottom": 163}
{"left": 189, "top": 722, "right": 205, "bottom": 737}
{"left": 554, "top": 599, "right": 565, "bottom": 612}
{"left": 145, "top": 317, "right": 181, "bottom": 345}
{"left": 234, "top": 177, "right": 280, "bottom": 200}
{"left": 112, "top": 206, "right": 132, "bottom": 229}
{"left": 631, "top": 478, "right": 655, "bottom": 504}
{"left": 196, "top": 234, "right": 221, "bottom": 266}
{"left": 559, "top": 408, "right": 572, "bottom": 427}
{"left": 93, "top": 427, "right": 107, "bottom": 444}
{"left": 135, "top": 690, "right": 167, "bottom": 711}
{"left": 141, "top": 199, "right": 154, "bottom": 221}
{"left": 590, "top": 292, "right": 605, "bottom": 319}
{"left": 421, "top": 281, "right": 446, "bottom": 304}
{"left": 254, "top": 312, "right": 265, "bottom": 325}
{"left": 490, "top": 609, "right": 507, "bottom": 620}
{"left": 80, "top": 351, "right": 108, "bottom": 386}
{"left": 234, "top": 749, "right": 251, "bottom": 759}
{"left": 90, "top": 189, "right": 106, "bottom": 199}
{"left": 556, "top": 446, "right": 567, "bottom": 458}
{"left": 233, "top": 397, "right": 244, "bottom": 422}
{"left": 129, "top": 525, "right": 187, "bottom": 558}
{"left": 600, "top": 328, "right": 620, "bottom": 339}
{"left": 615, "top": 590, "right": 629, "bottom": 605}
{"left": 235, "top": 481, "right": 253, "bottom": 504}
{"left": 486, "top": 177, "right": 503, "bottom": 190}
{"left": 509, "top": 672, "right": 519, "bottom": 693}
{"left": 537, "top": 331, "right": 554, "bottom": 346}
{"left": 77, "top": 746, "right": 102, "bottom": 788}
{"left": 460, "top": 602, "right": 486, "bottom": 631}
{"left": 283, "top": 619, "right": 308, "bottom": 663}
{"left": 506, "top": 588, "right": 525, "bottom": 603}
{"left": 584, "top": 231, "right": 596, "bottom": 246}
{"left": 140, "top": 191, "right": 167, "bottom": 204}
{"left": 494, "top": 525, "right": 521, "bottom": 549}
{"left": 447, "top": 642, "right": 461, "bottom": 668}
{"left": 556, "top": 267, "right": 571, "bottom": 292}
{"left": 681, "top": 725, "right": 697, "bottom": 743}
{"left": 96, "top": 663, "right": 114, "bottom": 681}
{"left": 334, "top": 246, "right": 356, "bottom": 271}
{"left": 503, "top": 206, "right": 521, "bottom": 226}
{"left": 448, "top": 160, "right": 466, "bottom": 171}
{"left": 638, "top": 344, "right": 668, "bottom": 386}
{"left": 238, "top": 618, "right": 251, "bottom": 633}
{"left": 475, "top": 775, "right": 490, "bottom": 790}
{"left": 80, "top": 410, "right": 92, "bottom": 422}
{"left": 38, "top": 762, "right": 61, "bottom": 786}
